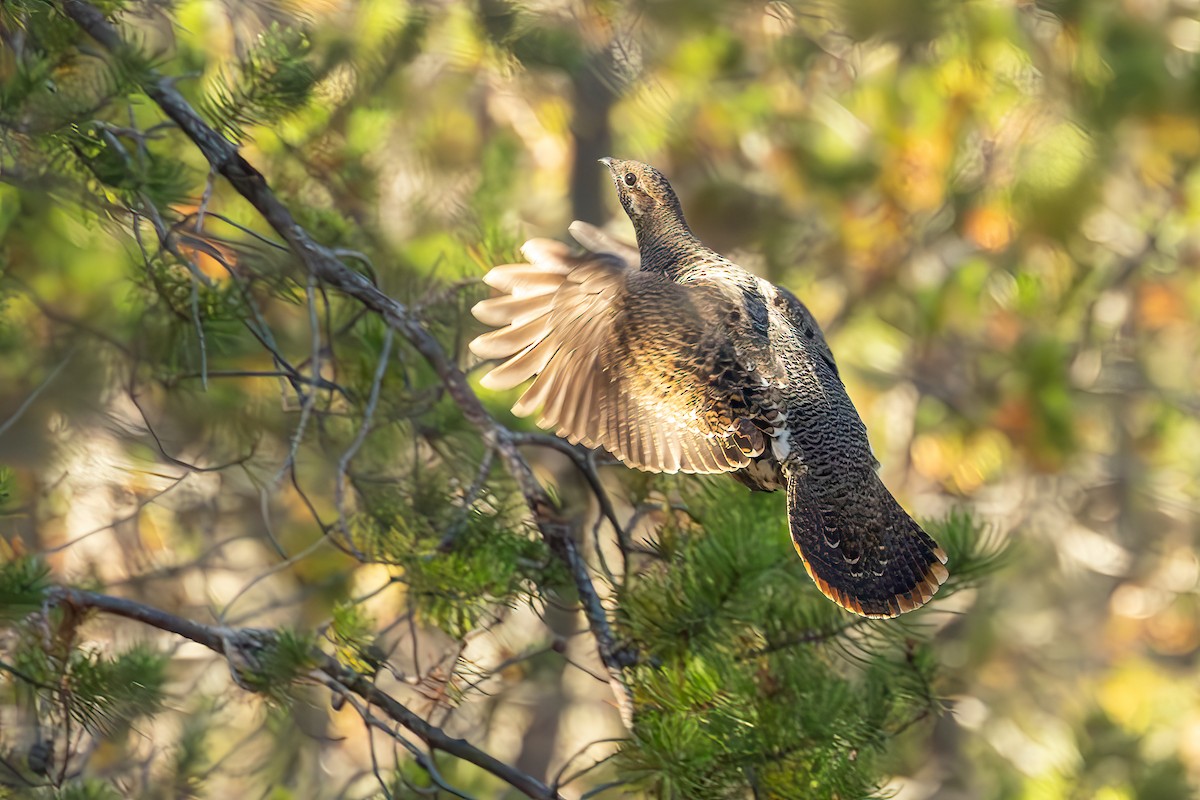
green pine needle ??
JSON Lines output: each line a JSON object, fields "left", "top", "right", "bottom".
{"left": 0, "top": 556, "right": 50, "bottom": 621}
{"left": 200, "top": 23, "right": 317, "bottom": 144}
{"left": 67, "top": 645, "right": 168, "bottom": 736}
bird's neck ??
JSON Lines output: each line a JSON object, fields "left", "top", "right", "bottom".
{"left": 634, "top": 206, "right": 703, "bottom": 275}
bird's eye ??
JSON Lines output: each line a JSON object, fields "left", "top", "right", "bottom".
{"left": 623, "top": 172, "right": 637, "bottom": 187}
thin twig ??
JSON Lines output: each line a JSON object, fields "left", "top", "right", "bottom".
{"left": 125, "top": 384, "right": 257, "bottom": 474}
{"left": 335, "top": 327, "right": 394, "bottom": 556}
{"left": 189, "top": 273, "right": 208, "bottom": 390}
{"left": 742, "top": 619, "right": 868, "bottom": 659}
{"left": 436, "top": 446, "right": 495, "bottom": 552}
{"left": 329, "top": 681, "right": 470, "bottom": 800}
{"left": 36, "top": 475, "right": 186, "bottom": 556}
{"left": 510, "top": 432, "right": 628, "bottom": 555}
{"left": 253, "top": 274, "right": 325, "bottom": 560}
{"left": 168, "top": 370, "right": 347, "bottom": 396}
{"left": 579, "top": 780, "right": 629, "bottom": 799}
{"left": 0, "top": 350, "right": 74, "bottom": 440}
{"left": 195, "top": 167, "right": 216, "bottom": 233}
{"left": 550, "top": 738, "right": 625, "bottom": 792}
{"left": 218, "top": 533, "right": 335, "bottom": 626}
{"left": 186, "top": 210, "right": 289, "bottom": 250}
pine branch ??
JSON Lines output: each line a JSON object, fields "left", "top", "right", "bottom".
{"left": 59, "top": 0, "right": 636, "bottom": 725}
{"left": 46, "top": 586, "right": 564, "bottom": 800}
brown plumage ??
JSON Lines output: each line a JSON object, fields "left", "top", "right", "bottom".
{"left": 470, "top": 158, "right": 948, "bottom": 618}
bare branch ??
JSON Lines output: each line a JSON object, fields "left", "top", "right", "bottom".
{"left": 46, "top": 586, "right": 564, "bottom": 800}
{"left": 323, "top": 678, "right": 476, "bottom": 800}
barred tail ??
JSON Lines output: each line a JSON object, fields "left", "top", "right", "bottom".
{"left": 785, "top": 466, "right": 948, "bottom": 618}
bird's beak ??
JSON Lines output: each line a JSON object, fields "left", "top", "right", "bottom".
{"left": 598, "top": 157, "right": 615, "bottom": 169}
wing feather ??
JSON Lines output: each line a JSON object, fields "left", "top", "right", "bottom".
{"left": 470, "top": 317, "right": 551, "bottom": 359}
{"left": 480, "top": 335, "right": 557, "bottom": 392}
{"left": 470, "top": 228, "right": 768, "bottom": 474}
{"left": 472, "top": 293, "right": 553, "bottom": 327}
{"left": 567, "top": 221, "right": 640, "bottom": 265}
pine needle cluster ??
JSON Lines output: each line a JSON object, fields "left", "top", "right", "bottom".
{"left": 199, "top": 23, "right": 316, "bottom": 144}
{"left": 614, "top": 481, "right": 995, "bottom": 798}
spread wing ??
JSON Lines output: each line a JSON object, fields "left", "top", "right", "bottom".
{"left": 469, "top": 222, "right": 769, "bottom": 474}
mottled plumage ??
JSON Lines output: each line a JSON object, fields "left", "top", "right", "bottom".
{"left": 470, "top": 158, "right": 948, "bottom": 618}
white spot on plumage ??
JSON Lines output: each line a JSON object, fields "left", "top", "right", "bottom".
{"left": 771, "top": 432, "right": 791, "bottom": 461}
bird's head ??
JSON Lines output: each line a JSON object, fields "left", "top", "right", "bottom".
{"left": 599, "top": 158, "right": 683, "bottom": 227}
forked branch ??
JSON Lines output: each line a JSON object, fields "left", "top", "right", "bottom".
{"left": 48, "top": 586, "right": 564, "bottom": 800}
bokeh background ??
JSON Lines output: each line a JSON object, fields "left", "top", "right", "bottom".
{"left": 3, "top": 0, "right": 1200, "bottom": 798}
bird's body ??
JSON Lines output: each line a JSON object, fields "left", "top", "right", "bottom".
{"left": 470, "top": 158, "right": 948, "bottom": 618}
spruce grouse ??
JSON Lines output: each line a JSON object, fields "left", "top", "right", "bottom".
{"left": 469, "top": 158, "right": 948, "bottom": 618}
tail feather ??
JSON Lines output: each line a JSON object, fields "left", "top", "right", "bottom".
{"left": 785, "top": 466, "right": 948, "bottom": 618}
